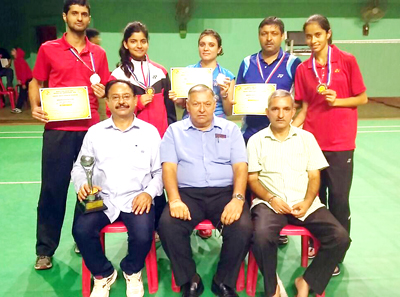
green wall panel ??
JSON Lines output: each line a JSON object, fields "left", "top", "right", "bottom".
{"left": 1, "top": 0, "right": 399, "bottom": 97}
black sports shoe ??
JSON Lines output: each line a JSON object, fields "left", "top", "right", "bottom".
{"left": 279, "top": 235, "right": 289, "bottom": 245}
{"left": 182, "top": 274, "right": 204, "bottom": 297}
{"left": 211, "top": 277, "right": 238, "bottom": 297}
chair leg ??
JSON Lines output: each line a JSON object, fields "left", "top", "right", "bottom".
{"left": 236, "top": 261, "right": 245, "bottom": 292}
{"left": 301, "top": 235, "right": 309, "bottom": 268}
{"left": 145, "top": 238, "right": 158, "bottom": 294}
{"left": 171, "top": 272, "right": 180, "bottom": 292}
{"left": 82, "top": 259, "right": 91, "bottom": 297}
{"left": 9, "top": 92, "right": 15, "bottom": 109}
{"left": 246, "top": 250, "right": 258, "bottom": 297}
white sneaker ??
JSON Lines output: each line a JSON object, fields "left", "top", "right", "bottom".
{"left": 90, "top": 269, "right": 117, "bottom": 297}
{"left": 277, "top": 274, "right": 288, "bottom": 297}
{"left": 123, "top": 270, "right": 144, "bottom": 297}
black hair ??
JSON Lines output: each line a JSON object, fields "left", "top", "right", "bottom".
{"left": 105, "top": 80, "right": 136, "bottom": 98}
{"left": 63, "top": 0, "right": 90, "bottom": 14}
{"left": 86, "top": 28, "right": 99, "bottom": 40}
{"left": 198, "top": 29, "right": 224, "bottom": 56}
{"left": 119, "top": 21, "right": 149, "bottom": 78}
{"left": 303, "top": 14, "right": 332, "bottom": 44}
{"left": 258, "top": 16, "right": 284, "bottom": 35}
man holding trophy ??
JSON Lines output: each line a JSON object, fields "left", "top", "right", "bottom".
{"left": 72, "top": 80, "right": 163, "bottom": 297}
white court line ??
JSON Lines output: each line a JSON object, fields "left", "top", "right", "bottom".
{"left": 358, "top": 126, "right": 400, "bottom": 128}
{"left": 0, "top": 137, "right": 42, "bottom": 139}
{"left": 0, "top": 181, "right": 73, "bottom": 185}
{"left": 0, "top": 131, "right": 42, "bottom": 134}
{"left": 357, "top": 130, "right": 400, "bottom": 133}
{"left": 0, "top": 181, "right": 41, "bottom": 184}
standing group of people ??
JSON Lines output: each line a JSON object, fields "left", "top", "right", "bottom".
{"left": 28, "top": 0, "right": 368, "bottom": 297}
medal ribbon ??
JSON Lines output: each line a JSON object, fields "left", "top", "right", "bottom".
{"left": 312, "top": 46, "right": 331, "bottom": 87}
{"left": 256, "top": 51, "right": 286, "bottom": 83}
{"left": 69, "top": 49, "right": 95, "bottom": 73}
{"left": 128, "top": 55, "right": 151, "bottom": 90}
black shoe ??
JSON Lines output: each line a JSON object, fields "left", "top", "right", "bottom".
{"left": 182, "top": 274, "right": 204, "bottom": 297}
{"left": 278, "top": 235, "right": 288, "bottom": 245}
{"left": 211, "top": 277, "right": 238, "bottom": 297}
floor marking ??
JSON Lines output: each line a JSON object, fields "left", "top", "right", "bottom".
{"left": 0, "top": 131, "right": 42, "bottom": 134}
{"left": 0, "top": 137, "right": 42, "bottom": 139}
{"left": 357, "top": 130, "right": 400, "bottom": 133}
{"left": 358, "top": 126, "right": 400, "bottom": 128}
{"left": 0, "top": 181, "right": 41, "bottom": 184}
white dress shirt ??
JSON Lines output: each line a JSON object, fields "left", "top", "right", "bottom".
{"left": 71, "top": 117, "right": 163, "bottom": 222}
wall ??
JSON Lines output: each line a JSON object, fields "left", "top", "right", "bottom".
{"left": 1, "top": 0, "right": 399, "bottom": 97}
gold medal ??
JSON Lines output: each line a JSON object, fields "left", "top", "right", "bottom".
{"left": 146, "top": 87, "right": 155, "bottom": 95}
{"left": 317, "top": 83, "right": 327, "bottom": 94}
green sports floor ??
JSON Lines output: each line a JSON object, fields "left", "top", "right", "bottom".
{"left": 0, "top": 120, "right": 399, "bottom": 297}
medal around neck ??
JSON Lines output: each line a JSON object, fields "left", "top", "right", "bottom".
{"left": 317, "top": 83, "right": 328, "bottom": 94}
{"left": 90, "top": 73, "right": 101, "bottom": 84}
{"left": 145, "top": 87, "right": 155, "bottom": 95}
{"left": 216, "top": 73, "right": 226, "bottom": 85}
{"left": 79, "top": 155, "right": 107, "bottom": 214}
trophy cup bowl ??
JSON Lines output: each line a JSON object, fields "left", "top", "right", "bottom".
{"left": 79, "top": 155, "right": 107, "bottom": 214}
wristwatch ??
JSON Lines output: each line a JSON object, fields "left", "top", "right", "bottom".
{"left": 232, "top": 193, "right": 245, "bottom": 201}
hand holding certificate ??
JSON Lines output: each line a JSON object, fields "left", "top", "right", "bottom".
{"left": 40, "top": 86, "right": 92, "bottom": 122}
{"left": 171, "top": 68, "right": 213, "bottom": 98}
{"left": 233, "top": 83, "right": 277, "bottom": 115}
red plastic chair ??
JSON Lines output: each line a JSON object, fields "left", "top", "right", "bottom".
{"left": 171, "top": 219, "right": 246, "bottom": 293}
{"left": 0, "top": 80, "right": 15, "bottom": 109}
{"left": 246, "top": 225, "right": 325, "bottom": 297}
{"left": 82, "top": 221, "right": 158, "bottom": 297}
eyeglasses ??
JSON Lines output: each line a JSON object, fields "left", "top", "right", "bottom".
{"left": 109, "top": 94, "right": 134, "bottom": 102}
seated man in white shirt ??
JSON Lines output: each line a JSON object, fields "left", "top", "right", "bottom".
{"left": 72, "top": 80, "right": 163, "bottom": 297}
{"left": 247, "top": 90, "right": 350, "bottom": 297}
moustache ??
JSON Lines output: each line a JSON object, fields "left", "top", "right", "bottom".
{"left": 115, "top": 103, "right": 130, "bottom": 109}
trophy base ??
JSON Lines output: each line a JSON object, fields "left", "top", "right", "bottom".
{"left": 79, "top": 191, "right": 108, "bottom": 214}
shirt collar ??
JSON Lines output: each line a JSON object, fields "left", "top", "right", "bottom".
{"left": 183, "top": 116, "right": 222, "bottom": 131}
{"left": 258, "top": 48, "right": 284, "bottom": 66}
{"left": 307, "top": 44, "right": 339, "bottom": 69}
{"left": 61, "top": 32, "right": 92, "bottom": 54}
{"left": 264, "top": 124, "right": 297, "bottom": 141}
{"left": 104, "top": 116, "right": 140, "bottom": 132}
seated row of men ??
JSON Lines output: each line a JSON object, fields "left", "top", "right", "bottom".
{"left": 71, "top": 80, "right": 350, "bottom": 297}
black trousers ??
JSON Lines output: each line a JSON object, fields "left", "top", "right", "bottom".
{"left": 252, "top": 204, "right": 350, "bottom": 296}
{"left": 158, "top": 186, "right": 253, "bottom": 289}
{"left": 0, "top": 67, "right": 14, "bottom": 88}
{"left": 36, "top": 130, "right": 86, "bottom": 256}
{"left": 73, "top": 208, "right": 154, "bottom": 278}
{"left": 154, "top": 192, "right": 166, "bottom": 231}
{"left": 319, "top": 150, "right": 354, "bottom": 234}
{"left": 16, "top": 78, "right": 31, "bottom": 109}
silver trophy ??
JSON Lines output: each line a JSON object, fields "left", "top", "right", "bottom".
{"left": 79, "top": 155, "right": 107, "bottom": 214}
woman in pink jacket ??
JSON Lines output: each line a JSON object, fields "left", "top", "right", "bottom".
{"left": 11, "top": 48, "right": 32, "bottom": 113}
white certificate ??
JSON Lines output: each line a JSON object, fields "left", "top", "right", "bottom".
{"left": 171, "top": 67, "right": 213, "bottom": 98}
{"left": 40, "top": 86, "right": 92, "bottom": 122}
{"left": 233, "top": 84, "right": 277, "bottom": 115}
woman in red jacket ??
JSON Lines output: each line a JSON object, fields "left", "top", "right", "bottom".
{"left": 293, "top": 14, "right": 368, "bottom": 274}
{"left": 11, "top": 48, "right": 33, "bottom": 113}
{"left": 109, "top": 21, "right": 176, "bottom": 137}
